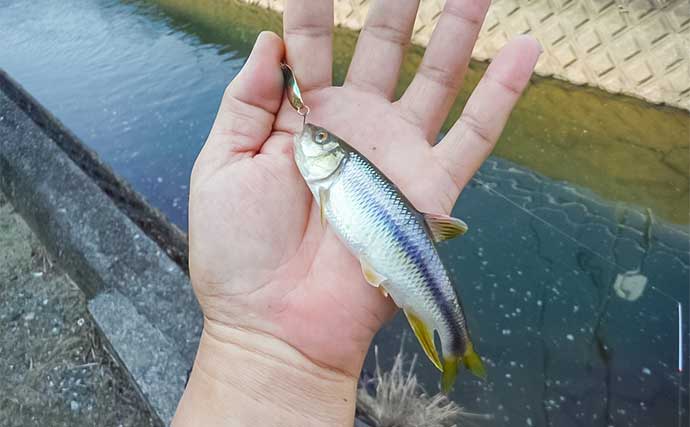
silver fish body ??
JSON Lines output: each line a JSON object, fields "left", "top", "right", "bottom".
{"left": 294, "top": 123, "right": 485, "bottom": 391}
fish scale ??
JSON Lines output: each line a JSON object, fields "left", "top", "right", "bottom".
{"left": 328, "top": 153, "right": 463, "bottom": 347}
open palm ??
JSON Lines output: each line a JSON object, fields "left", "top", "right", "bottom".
{"left": 189, "top": 0, "right": 540, "bottom": 378}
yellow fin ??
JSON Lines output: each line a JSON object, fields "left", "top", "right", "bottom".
{"left": 378, "top": 286, "right": 389, "bottom": 298}
{"left": 360, "top": 257, "right": 387, "bottom": 287}
{"left": 441, "top": 343, "right": 486, "bottom": 393}
{"left": 423, "top": 212, "right": 468, "bottom": 242}
{"left": 463, "top": 344, "right": 487, "bottom": 380}
{"left": 404, "top": 310, "right": 442, "bottom": 372}
{"left": 318, "top": 188, "right": 329, "bottom": 227}
{"left": 441, "top": 356, "right": 459, "bottom": 394}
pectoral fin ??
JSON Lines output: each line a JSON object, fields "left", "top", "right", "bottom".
{"left": 423, "top": 212, "right": 468, "bottom": 242}
{"left": 318, "top": 188, "right": 329, "bottom": 227}
{"left": 360, "top": 258, "right": 391, "bottom": 299}
{"left": 404, "top": 310, "right": 443, "bottom": 372}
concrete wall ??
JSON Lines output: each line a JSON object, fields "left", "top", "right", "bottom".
{"left": 244, "top": 0, "right": 690, "bottom": 111}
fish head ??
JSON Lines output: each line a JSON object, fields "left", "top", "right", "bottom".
{"left": 293, "top": 123, "right": 347, "bottom": 184}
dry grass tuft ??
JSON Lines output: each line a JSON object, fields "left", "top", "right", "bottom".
{"left": 357, "top": 344, "right": 492, "bottom": 427}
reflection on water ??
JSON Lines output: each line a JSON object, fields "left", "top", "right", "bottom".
{"left": 1, "top": 0, "right": 687, "bottom": 425}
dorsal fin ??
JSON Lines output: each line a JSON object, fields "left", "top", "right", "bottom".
{"left": 423, "top": 212, "right": 468, "bottom": 242}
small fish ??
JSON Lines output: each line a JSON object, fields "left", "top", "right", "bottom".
{"left": 294, "top": 123, "right": 486, "bottom": 392}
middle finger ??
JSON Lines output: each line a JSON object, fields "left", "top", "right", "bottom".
{"left": 284, "top": 0, "right": 334, "bottom": 92}
{"left": 397, "top": 0, "right": 490, "bottom": 142}
{"left": 344, "top": 0, "right": 420, "bottom": 99}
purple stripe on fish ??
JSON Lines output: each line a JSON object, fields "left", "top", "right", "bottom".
{"left": 350, "top": 154, "right": 463, "bottom": 353}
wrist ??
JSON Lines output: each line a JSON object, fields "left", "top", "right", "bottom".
{"left": 173, "top": 319, "right": 358, "bottom": 426}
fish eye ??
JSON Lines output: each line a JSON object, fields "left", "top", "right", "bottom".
{"left": 315, "top": 131, "right": 328, "bottom": 144}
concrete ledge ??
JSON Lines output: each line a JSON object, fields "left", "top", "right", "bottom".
{"left": 89, "top": 291, "right": 189, "bottom": 424}
{"left": 0, "top": 69, "right": 202, "bottom": 425}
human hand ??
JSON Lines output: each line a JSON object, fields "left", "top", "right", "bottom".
{"left": 175, "top": 1, "right": 540, "bottom": 425}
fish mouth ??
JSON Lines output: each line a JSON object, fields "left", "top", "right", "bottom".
{"left": 293, "top": 123, "right": 314, "bottom": 150}
{"left": 293, "top": 123, "right": 321, "bottom": 159}
{"left": 297, "top": 123, "right": 316, "bottom": 141}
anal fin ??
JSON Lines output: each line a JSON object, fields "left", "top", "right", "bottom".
{"left": 404, "top": 310, "right": 443, "bottom": 372}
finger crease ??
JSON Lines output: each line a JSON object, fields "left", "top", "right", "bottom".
{"left": 302, "top": 79, "right": 332, "bottom": 92}
{"left": 458, "top": 114, "right": 493, "bottom": 147}
{"left": 443, "top": 4, "right": 485, "bottom": 28}
{"left": 435, "top": 154, "right": 466, "bottom": 198}
{"left": 361, "top": 22, "right": 412, "bottom": 46}
{"left": 284, "top": 25, "right": 331, "bottom": 39}
{"left": 418, "top": 62, "right": 461, "bottom": 91}
{"left": 220, "top": 128, "right": 259, "bottom": 149}
{"left": 224, "top": 88, "right": 278, "bottom": 118}
{"left": 483, "top": 72, "right": 524, "bottom": 96}
{"left": 223, "top": 98, "right": 264, "bottom": 122}
{"left": 219, "top": 109, "right": 272, "bottom": 141}
{"left": 394, "top": 104, "right": 427, "bottom": 133}
{"left": 345, "top": 79, "right": 389, "bottom": 98}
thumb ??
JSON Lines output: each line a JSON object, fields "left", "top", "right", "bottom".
{"left": 205, "top": 31, "right": 285, "bottom": 163}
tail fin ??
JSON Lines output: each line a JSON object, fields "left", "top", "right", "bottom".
{"left": 441, "top": 343, "right": 486, "bottom": 393}
{"left": 441, "top": 356, "right": 459, "bottom": 393}
{"left": 463, "top": 344, "right": 487, "bottom": 380}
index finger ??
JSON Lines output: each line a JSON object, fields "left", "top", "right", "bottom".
{"left": 284, "top": 0, "right": 333, "bottom": 92}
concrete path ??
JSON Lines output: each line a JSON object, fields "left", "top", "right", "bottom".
{"left": 0, "top": 190, "right": 157, "bottom": 426}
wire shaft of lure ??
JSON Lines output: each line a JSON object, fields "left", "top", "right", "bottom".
{"left": 281, "top": 62, "right": 310, "bottom": 126}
